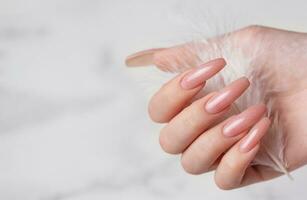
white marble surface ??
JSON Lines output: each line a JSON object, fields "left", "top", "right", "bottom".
{"left": 1, "top": 0, "right": 307, "bottom": 199}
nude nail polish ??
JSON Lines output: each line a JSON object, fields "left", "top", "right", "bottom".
{"left": 205, "top": 77, "right": 250, "bottom": 114}
{"left": 223, "top": 104, "right": 267, "bottom": 137}
{"left": 125, "top": 48, "right": 165, "bottom": 67}
{"left": 239, "top": 117, "right": 271, "bottom": 153}
{"left": 180, "top": 58, "right": 226, "bottom": 90}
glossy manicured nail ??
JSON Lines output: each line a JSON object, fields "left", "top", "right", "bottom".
{"left": 180, "top": 58, "right": 226, "bottom": 90}
{"left": 223, "top": 104, "right": 267, "bottom": 137}
{"left": 239, "top": 117, "right": 271, "bottom": 153}
{"left": 125, "top": 48, "right": 165, "bottom": 67}
{"left": 205, "top": 77, "right": 250, "bottom": 114}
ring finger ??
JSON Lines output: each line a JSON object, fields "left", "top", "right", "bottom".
{"left": 160, "top": 77, "right": 250, "bottom": 154}
{"left": 180, "top": 104, "right": 267, "bottom": 174}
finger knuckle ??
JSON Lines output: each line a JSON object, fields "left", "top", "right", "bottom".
{"left": 245, "top": 24, "right": 265, "bottom": 32}
{"left": 214, "top": 171, "right": 237, "bottom": 190}
{"left": 148, "top": 99, "right": 159, "bottom": 122}
{"left": 223, "top": 158, "right": 239, "bottom": 172}
{"left": 181, "top": 155, "right": 203, "bottom": 175}
{"left": 148, "top": 83, "right": 178, "bottom": 123}
{"left": 239, "top": 25, "right": 266, "bottom": 39}
{"left": 148, "top": 95, "right": 167, "bottom": 123}
{"left": 159, "top": 131, "right": 179, "bottom": 154}
{"left": 181, "top": 144, "right": 212, "bottom": 175}
{"left": 182, "top": 105, "right": 199, "bottom": 129}
{"left": 214, "top": 159, "right": 240, "bottom": 190}
{"left": 214, "top": 177, "right": 234, "bottom": 190}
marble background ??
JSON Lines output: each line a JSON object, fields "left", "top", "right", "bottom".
{"left": 1, "top": 0, "right": 307, "bottom": 199}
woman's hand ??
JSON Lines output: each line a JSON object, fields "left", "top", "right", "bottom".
{"left": 126, "top": 25, "right": 307, "bottom": 189}
{"left": 148, "top": 57, "right": 276, "bottom": 189}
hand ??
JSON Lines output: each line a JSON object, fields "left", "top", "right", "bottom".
{"left": 126, "top": 25, "right": 307, "bottom": 189}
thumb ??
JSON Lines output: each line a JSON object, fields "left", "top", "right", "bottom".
{"left": 125, "top": 43, "right": 201, "bottom": 72}
{"left": 125, "top": 48, "right": 165, "bottom": 67}
{"left": 125, "top": 37, "right": 224, "bottom": 72}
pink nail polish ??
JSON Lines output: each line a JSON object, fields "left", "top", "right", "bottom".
{"left": 239, "top": 117, "right": 271, "bottom": 153}
{"left": 205, "top": 77, "right": 250, "bottom": 114}
{"left": 223, "top": 104, "right": 267, "bottom": 137}
{"left": 180, "top": 58, "right": 226, "bottom": 90}
{"left": 125, "top": 48, "right": 166, "bottom": 67}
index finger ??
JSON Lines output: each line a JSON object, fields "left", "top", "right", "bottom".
{"left": 148, "top": 58, "right": 226, "bottom": 123}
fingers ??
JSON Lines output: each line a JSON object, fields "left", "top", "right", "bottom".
{"left": 180, "top": 104, "right": 267, "bottom": 174}
{"left": 214, "top": 117, "right": 271, "bottom": 190}
{"left": 148, "top": 58, "right": 226, "bottom": 123}
{"left": 159, "top": 77, "right": 250, "bottom": 154}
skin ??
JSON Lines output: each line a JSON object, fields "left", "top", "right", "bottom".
{"left": 125, "top": 25, "right": 307, "bottom": 189}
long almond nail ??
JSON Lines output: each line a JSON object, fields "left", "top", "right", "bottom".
{"left": 223, "top": 104, "right": 267, "bottom": 137}
{"left": 125, "top": 48, "right": 165, "bottom": 67}
{"left": 205, "top": 77, "right": 250, "bottom": 114}
{"left": 239, "top": 117, "right": 271, "bottom": 153}
{"left": 180, "top": 58, "right": 226, "bottom": 90}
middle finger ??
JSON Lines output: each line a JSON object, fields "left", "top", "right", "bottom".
{"left": 159, "top": 77, "right": 250, "bottom": 154}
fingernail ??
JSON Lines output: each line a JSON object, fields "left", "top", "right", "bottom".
{"left": 205, "top": 77, "right": 250, "bottom": 114}
{"left": 125, "top": 48, "right": 165, "bottom": 67}
{"left": 180, "top": 58, "right": 226, "bottom": 90}
{"left": 239, "top": 117, "right": 271, "bottom": 153}
{"left": 223, "top": 104, "right": 267, "bottom": 137}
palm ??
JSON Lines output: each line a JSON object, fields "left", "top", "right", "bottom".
{"left": 243, "top": 26, "right": 307, "bottom": 172}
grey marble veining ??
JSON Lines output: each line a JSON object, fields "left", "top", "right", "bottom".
{"left": 0, "top": 0, "right": 307, "bottom": 199}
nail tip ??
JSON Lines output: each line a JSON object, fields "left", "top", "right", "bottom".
{"left": 242, "top": 76, "right": 250, "bottom": 84}
{"left": 125, "top": 58, "right": 133, "bottom": 67}
{"left": 125, "top": 48, "right": 165, "bottom": 67}
{"left": 217, "top": 57, "right": 227, "bottom": 66}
